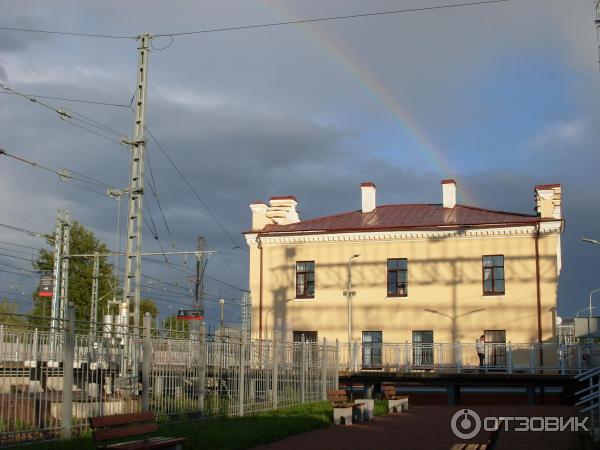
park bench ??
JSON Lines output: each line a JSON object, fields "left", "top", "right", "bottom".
{"left": 90, "top": 411, "right": 187, "bottom": 450}
{"left": 382, "top": 385, "right": 409, "bottom": 413}
{"left": 326, "top": 389, "right": 366, "bottom": 425}
{"left": 450, "top": 419, "right": 503, "bottom": 450}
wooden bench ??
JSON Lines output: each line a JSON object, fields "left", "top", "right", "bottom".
{"left": 450, "top": 419, "right": 503, "bottom": 450}
{"left": 382, "top": 385, "right": 409, "bottom": 413}
{"left": 90, "top": 411, "right": 187, "bottom": 450}
{"left": 326, "top": 389, "right": 366, "bottom": 425}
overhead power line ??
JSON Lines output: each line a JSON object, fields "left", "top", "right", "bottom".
{"left": 0, "top": 147, "right": 118, "bottom": 199}
{"left": 0, "top": 223, "right": 53, "bottom": 242}
{"left": 0, "top": 84, "right": 127, "bottom": 147}
{"left": 145, "top": 127, "right": 243, "bottom": 250}
{"left": 0, "top": 91, "right": 131, "bottom": 108}
{"left": 154, "top": 0, "right": 509, "bottom": 37}
{"left": 0, "top": 26, "right": 135, "bottom": 39}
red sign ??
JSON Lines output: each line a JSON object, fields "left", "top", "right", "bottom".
{"left": 177, "top": 309, "right": 204, "bottom": 320}
{"left": 38, "top": 276, "right": 53, "bottom": 297}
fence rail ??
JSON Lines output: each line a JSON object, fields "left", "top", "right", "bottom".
{"left": 339, "top": 341, "right": 595, "bottom": 375}
{"left": 0, "top": 309, "right": 338, "bottom": 445}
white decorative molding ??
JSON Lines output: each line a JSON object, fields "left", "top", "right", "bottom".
{"left": 245, "top": 221, "right": 563, "bottom": 246}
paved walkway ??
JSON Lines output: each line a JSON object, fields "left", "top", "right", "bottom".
{"left": 253, "top": 405, "right": 584, "bottom": 450}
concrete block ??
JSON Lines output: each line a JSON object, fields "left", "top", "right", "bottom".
{"left": 356, "top": 399, "right": 374, "bottom": 421}
{"left": 388, "top": 398, "right": 408, "bottom": 413}
{"left": 333, "top": 406, "right": 353, "bottom": 425}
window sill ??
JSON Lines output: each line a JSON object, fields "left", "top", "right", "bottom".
{"left": 385, "top": 296, "right": 409, "bottom": 300}
{"left": 481, "top": 294, "right": 505, "bottom": 299}
{"left": 294, "top": 297, "right": 315, "bottom": 302}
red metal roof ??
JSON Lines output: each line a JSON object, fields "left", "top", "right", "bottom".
{"left": 255, "top": 204, "right": 542, "bottom": 234}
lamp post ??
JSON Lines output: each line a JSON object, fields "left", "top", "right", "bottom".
{"left": 581, "top": 238, "right": 600, "bottom": 246}
{"left": 343, "top": 254, "right": 360, "bottom": 356}
{"left": 581, "top": 239, "right": 600, "bottom": 317}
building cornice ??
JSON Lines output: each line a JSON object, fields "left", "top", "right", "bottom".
{"left": 245, "top": 221, "right": 563, "bottom": 246}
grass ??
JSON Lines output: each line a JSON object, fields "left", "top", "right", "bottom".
{"left": 4, "top": 400, "right": 389, "bottom": 450}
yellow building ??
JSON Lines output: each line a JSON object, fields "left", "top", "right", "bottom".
{"left": 244, "top": 180, "right": 563, "bottom": 355}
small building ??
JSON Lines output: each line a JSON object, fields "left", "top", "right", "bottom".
{"left": 244, "top": 180, "right": 563, "bottom": 355}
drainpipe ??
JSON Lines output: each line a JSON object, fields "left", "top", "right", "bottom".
{"left": 535, "top": 222, "right": 544, "bottom": 367}
{"left": 257, "top": 234, "right": 264, "bottom": 341}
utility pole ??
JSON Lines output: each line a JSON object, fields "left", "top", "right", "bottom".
{"left": 59, "top": 212, "right": 71, "bottom": 323}
{"left": 122, "top": 33, "right": 151, "bottom": 376}
{"left": 219, "top": 298, "right": 225, "bottom": 330}
{"left": 194, "top": 236, "right": 206, "bottom": 311}
{"left": 193, "top": 236, "right": 205, "bottom": 340}
{"left": 50, "top": 210, "right": 63, "bottom": 334}
{"left": 90, "top": 252, "right": 99, "bottom": 337}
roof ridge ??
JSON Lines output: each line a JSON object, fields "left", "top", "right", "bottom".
{"left": 456, "top": 204, "right": 538, "bottom": 218}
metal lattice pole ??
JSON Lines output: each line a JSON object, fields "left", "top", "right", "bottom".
{"left": 90, "top": 252, "right": 99, "bottom": 337}
{"left": 122, "top": 33, "right": 151, "bottom": 376}
{"left": 59, "top": 213, "right": 70, "bottom": 322}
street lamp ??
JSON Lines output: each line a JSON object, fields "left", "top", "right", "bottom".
{"left": 577, "top": 288, "right": 600, "bottom": 318}
{"left": 343, "top": 254, "right": 360, "bottom": 349}
{"left": 581, "top": 238, "right": 600, "bottom": 245}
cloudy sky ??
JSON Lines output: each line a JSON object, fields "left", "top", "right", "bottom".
{"left": 0, "top": 0, "right": 599, "bottom": 326}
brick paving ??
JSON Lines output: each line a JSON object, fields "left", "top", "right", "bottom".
{"left": 253, "top": 405, "right": 584, "bottom": 450}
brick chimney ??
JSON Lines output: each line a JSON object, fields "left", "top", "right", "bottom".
{"left": 361, "top": 182, "right": 376, "bottom": 213}
{"left": 441, "top": 179, "right": 457, "bottom": 208}
{"left": 535, "top": 184, "right": 561, "bottom": 219}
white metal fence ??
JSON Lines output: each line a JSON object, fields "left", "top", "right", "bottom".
{"left": 339, "top": 341, "right": 594, "bottom": 374}
{"left": 0, "top": 308, "right": 338, "bottom": 445}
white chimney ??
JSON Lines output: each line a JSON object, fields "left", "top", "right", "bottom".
{"left": 442, "top": 179, "right": 457, "bottom": 208}
{"left": 361, "top": 182, "right": 376, "bottom": 213}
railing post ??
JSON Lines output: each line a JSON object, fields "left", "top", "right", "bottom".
{"left": 272, "top": 332, "right": 279, "bottom": 409}
{"left": 507, "top": 342, "right": 513, "bottom": 374}
{"left": 404, "top": 341, "right": 409, "bottom": 372}
{"left": 198, "top": 322, "right": 206, "bottom": 416}
{"left": 142, "top": 313, "right": 151, "bottom": 412}
{"left": 321, "top": 338, "right": 327, "bottom": 400}
{"left": 456, "top": 342, "right": 462, "bottom": 374}
{"left": 238, "top": 336, "right": 246, "bottom": 416}
{"left": 529, "top": 344, "right": 535, "bottom": 374}
{"left": 301, "top": 337, "right": 306, "bottom": 403}
{"left": 32, "top": 328, "right": 39, "bottom": 365}
{"left": 334, "top": 339, "right": 340, "bottom": 389}
{"left": 577, "top": 344, "right": 583, "bottom": 372}
{"left": 62, "top": 304, "right": 75, "bottom": 440}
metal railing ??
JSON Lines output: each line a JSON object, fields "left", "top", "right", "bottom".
{"left": 0, "top": 309, "right": 338, "bottom": 445}
{"left": 339, "top": 341, "right": 594, "bottom": 374}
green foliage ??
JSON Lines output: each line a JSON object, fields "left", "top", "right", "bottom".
{"left": 0, "top": 299, "right": 28, "bottom": 326}
{"left": 3, "top": 402, "right": 335, "bottom": 450}
{"left": 163, "top": 315, "right": 190, "bottom": 338}
{"left": 140, "top": 298, "right": 158, "bottom": 323}
{"left": 31, "top": 221, "right": 116, "bottom": 326}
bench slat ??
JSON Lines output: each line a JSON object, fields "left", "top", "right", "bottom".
{"left": 105, "top": 436, "right": 187, "bottom": 450}
{"left": 93, "top": 423, "right": 159, "bottom": 442}
{"left": 90, "top": 411, "right": 155, "bottom": 429}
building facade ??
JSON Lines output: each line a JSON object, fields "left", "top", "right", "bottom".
{"left": 244, "top": 181, "right": 563, "bottom": 352}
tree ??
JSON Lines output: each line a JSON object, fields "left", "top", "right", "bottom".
{"left": 163, "top": 315, "right": 189, "bottom": 338}
{"left": 31, "top": 221, "right": 116, "bottom": 326}
{"left": 139, "top": 298, "right": 158, "bottom": 324}
{"left": 0, "top": 299, "right": 28, "bottom": 326}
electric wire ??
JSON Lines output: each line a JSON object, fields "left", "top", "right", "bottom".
{"left": 145, "top": 126, "right": 243, "bottom": 250}
{"left": 0, "top": 26, "right": 136, "bottom": 39}
{"left": 154, "top": 0, "right": 509, "bottom": 37}
{"left": 0, "top": 90, "right": 131, "bottom": 107}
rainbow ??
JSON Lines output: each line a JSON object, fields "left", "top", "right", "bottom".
{"left": 260, "top": 1, "right": 478, "bottom": 205}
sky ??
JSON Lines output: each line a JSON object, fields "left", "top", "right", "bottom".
{"left": 0, "top": 0, "right": 599, "bottom": 327}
